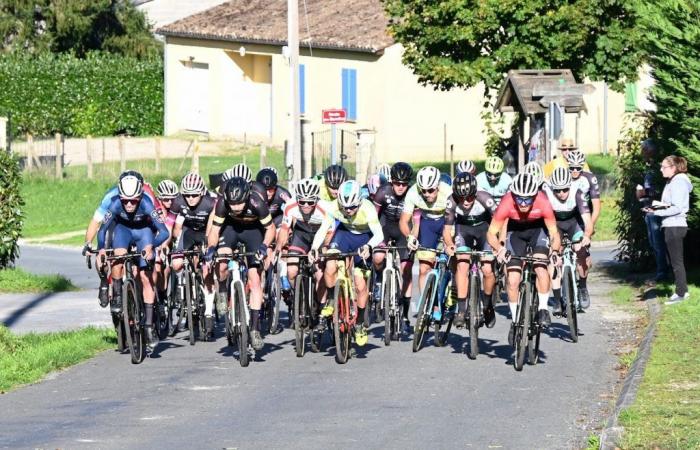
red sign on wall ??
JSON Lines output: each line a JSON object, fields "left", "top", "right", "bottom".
{"left": 322, "top": 109, "right": 347, "bottom": 124}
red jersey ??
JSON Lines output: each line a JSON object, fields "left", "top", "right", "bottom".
{"left": 490, "top": 191, "right": 558, "bottom": 234}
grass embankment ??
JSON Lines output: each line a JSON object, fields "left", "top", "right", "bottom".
{"left": 0, "top": 325, "right": 115, "bottom": 393}
{"left": 0, "top": 268, "right": 77, "bottom": 293}
{"left": 611, "top": 269, "right": 700, "bottom": 449}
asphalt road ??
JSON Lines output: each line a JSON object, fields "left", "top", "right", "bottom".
{"left": 1, "top": 245, "right": 621, "bottom": 449}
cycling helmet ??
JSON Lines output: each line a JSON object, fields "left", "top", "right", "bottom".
{"left": 549, "top": 167, "right": 572, "bottom": 189}
{"left": 324, "top": 165, "right": 348, "bottom": 189}
{"left": 416, "top": 166, "right": 440, "bottom": 190}
{"left": 456, "top": 160, "right": 476, "bottom": 175}
{"left": 366, "top": 174, "right": 382, "bottom": 195}
{"left": 452, "top": 172, "right": 477, "bottom": 199}
{"left": 221, "top": 168, "right": 235, "bottom": 183}
{"left": 390, "top": 162, "right": 413, "bottom": 183}
{"left": 565, "top": 150, "right": 587, "bottom": 167}
{"left": 119, "top": 170, "right": 144, "bottom": 184}
{"left": 523, "top": 161, "right": 544, "bottom": 186}
{"left": 223, "top": 177, "right": 251, "bottom": 204}
{"left": 440, "top": 172, "right": 452, "bottom": 186}
{"left": 262, "top": 166, "right": 279, "bottom": 176}
{"left": 256, "top": 168, "right": 278, "bottom": 189}
{"left": 181, "top": 172, "right": 205, "bottom": 195}
{"left": 119, "top": 173, "right": 144, "bottom": 199}
{"left": 510, "top": 173, "right": 539, "bottom": 197}
{"left": 295, "top": 178, "right": 320, "bottom": 201}
{"left": 337, "top": 180, "right": 362, "bottom": 208}
{"left": 229, "top": 163, "right": 252, "bottom": 183}
{"left": 376, "top": 163, "right": 391, "bottom": 182}
{"left": 156, "top": 179, "right": 179, "bottom": 199}
{"left": 485, "top": 156, "right": 505, "bottom": 174}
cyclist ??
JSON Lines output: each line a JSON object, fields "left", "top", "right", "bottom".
{"left": 545, "top": 167, "right": 594, "bottom": 310}
{"left": 362, "top": 173, "right": 383, "bottom": 201}
{"left": 170, "top": 173, "right": 218, "bottom": 340}
{"left": 255, "top": 168, "right": 292, "bottom": 227}
{"left": 376, "top": 163, "right": 392, "bottom": 184}
{"left": 443, "top": 172, "right": 498, "bottom": 328}
{"left": 205, "top": 177, "right": 276, "bottom": 351}
{"left": 523, "top": 161, "right": 546, "bottom": 190}
{"left": 317, "top": 164, "right": 348, "bottom": 201}
{"left": 372, "top": 162, "right": 414, "bottom": 330}
{"left": 456, "top": 159, "right": 477, "bottom": 176}
{"left": 153, "top": 179, "right": 179, "bottom": 308}
{"left": 486, "top": 173, "right": 561, "bottom": 345}
{"left": 543, "top": 138, "right": 590, "bottom": 178}
{"left": 566, "top": 151, "right": 602, "bottom": 228}
{"left": 97, "top": 172, "right": 170, "bottom": 349}
{"left": 310, "top": 180, "right": 384, "bottom": 347}
{"left": 476, "top": 156, "right": 513, "bottom": 205}
{"left": 400, "top": 166, "right": 452, "bottom": 294}
{"left": 217, "top": 163, "right": 254, "bottom": 192}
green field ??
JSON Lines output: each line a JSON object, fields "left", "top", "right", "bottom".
{"left": 0, "top": 268, "right": 77, "bottom": 293}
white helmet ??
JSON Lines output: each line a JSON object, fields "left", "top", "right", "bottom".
{"left": 119, "top": 174, "right": 144, "bottom": 199}
{"left": 565, "top": 151, "right": 586, "bottom": 167}
{"left": 181, "top": 172, "right": 206, "bottom": 195}
{"left": 376, "top": 163, "right": 391, "bottom": 182}
{"left": 337, "top": 180, "right": 362, "bottom": 208}
{"left": 523, "top": 161, "right": 544, "bottom": 186}
{"left": 416, "top": 166, "right": 440, "bottom": 190}
{"left": 549, "top": 167, "right": 572, "bottom": 189}
{"left": 229, "top": 163, "right": 252, "bottom": 182}
{"left": 156, "top": 179, "right": 178, "bottom": 199}
{"left": 510, "top": 173, "right": 539, "bottom": 197}
{"left": 295, "top": 178, "right": 320, "bottom": 201}
{"left": 367, "top": 174, "right": 382, "bottom": 195}
{"left": 456, "top": 160, "right": 476, "bottom": 175}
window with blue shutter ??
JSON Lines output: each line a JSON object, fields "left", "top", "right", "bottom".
{"left": 341, "top": 68, "right": 357, "bottom": 121}
{"left": 300, "top": 64, "right": 306, "bottom": 115}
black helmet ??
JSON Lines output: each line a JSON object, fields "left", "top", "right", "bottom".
{"left": 324, "top": 165, "right": 348, "bottom": 189}
{"left": 255, "top": 168, "right": 278, "bottom": 189}
{"left": 119, "top": 170, "right": 144, "bottom": 184}
{"left": 390, "top": 162, "right": 413, "bottom": 183}
{"left": 452, "top": 172, "right": 477, "bottom": 198}
{"left": 224, "top": 177, "right": 251, "bottom": 204}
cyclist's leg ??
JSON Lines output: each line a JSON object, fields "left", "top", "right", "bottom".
{"left": 416, "top": 216, "right": 444, "bottom": 292}
{"left": 475, "top": 226, "right": 496, "bottom": 326}
{"left": 505, "top": 230, "right": 526, "bottom": 320}
{"left": 453, "top": 225, "right": 472, "bottom": 324}
{"left": 572, "top": 226, "right": 592, "bottom": 307}
{"left": 97, "top": 221, "right": 117, "bottom": 306}
{"left": 132, "top": 227, "right": 157, "bottom": 328}
{"left": 531, "top": 228, "right": 552, "bottom": 325}
{"left": 237, "top": 224, "right": 266, "bottom": 338}
{"left": 108, "top": 224, "right": 132, "bottom": 312}
{"left": 216, "top": 225, "right": 236, "bottom": 309}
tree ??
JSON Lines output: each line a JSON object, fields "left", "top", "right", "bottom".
{"left": 384, "top": 0, "right": 643, "bottom": 94}
{"left": 0, "top": 151, "right": 24, "bottom": 269}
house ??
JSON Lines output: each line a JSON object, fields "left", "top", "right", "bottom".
{"left": 135, "top": 0, "right": 230, "bottom": 30}
{"left": 157, "top": 0, "right": 646, "bottom": 165}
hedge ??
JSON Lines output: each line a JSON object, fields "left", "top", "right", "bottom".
{"left": 0, "top": 150, "right": 24, "bottom": 268}
{"left": 0, "top": 52, "right": 163, "bottom": 138}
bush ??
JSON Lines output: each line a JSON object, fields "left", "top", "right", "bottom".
{"left": 0, "top": 150, "right": 24, "bottom": 268}
{"left": 0, "top": 52, "right": 163, "bottom": 137}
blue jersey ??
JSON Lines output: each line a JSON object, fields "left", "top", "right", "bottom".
{"left": 93, "top": 186, "right": 119, "bottom": 222}
{"left": 476, "top": 172, "right": 512, "bottom": 203}
{"left": 97, "top": 195, "right": 169, "bottom": 249}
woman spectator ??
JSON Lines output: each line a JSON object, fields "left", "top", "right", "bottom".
{"left": 646, "top": 155, "right": 693, "bottom": 304}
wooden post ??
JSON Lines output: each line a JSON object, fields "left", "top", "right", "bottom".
{"left": 119, "top": 135, "right": 126, "bottom": 172}
{"left": 260, "top": 144, "right": 267, "bottom": 170}
{"left": 86, "top": 136, "right": 93, "bottom": 179}
{"left": 54, "top": 133, "right": 62, "bottom": 179}
{"left": 155, "top": 137, "right": 162, "bottom": 173}
{"left": 450, "top": 144, "right": 455, "bottom": 179}
{"left": 191, "top": 137, "right": 200, "bottom": 174}
{"left": 101, "top": 138, "right": 106, "bottom": 164}
{"left": 27, "top": 133, "right": 34, "bottom": 171}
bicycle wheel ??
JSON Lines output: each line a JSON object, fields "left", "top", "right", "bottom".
{"left": 383, "top": 269, "right": 393, "bottom": 346}
{"left": 513, "top": 284, "right": 531, "bottom": 371}
{"left": 527, "top": 283, "right": 541, "bottom": 365}
{"left": 467, "top": 272, "right": 481, "bottom": 360}
{"left": 123, "top": 279, "right": 145, "bottom": 364}
{"left": 112, "top": 312, "right": 126, "bottom": 352}
{"left": 562, "top": 266, "right": 579, "bottom": 343}
{"left": 309, "top": 274, "right": 323, "bottom": 353}
{"left": 333, "top": 282, "right": 350, "bottom": 364}
{"left": 294, "top": 274, "right": 307, "bottom": 357}
{"left": 184, "top": 268, "right": 196, "bottom": 346}
{"left": 167, "top": 272, "right": 181, "bottom": 336}
{"left": 270, "top": 270, "right": 282, "bottom": 334}
{"left": 155, "top": 293, "right": 169, "bottom": 340}
{"left": 233, "top": 281, "right": 250, "bottom": 367}
{"left": 412, "top": 272, "right": 435, "bottom": 353}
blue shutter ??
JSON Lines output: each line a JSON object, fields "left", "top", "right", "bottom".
{"left": 342, "top": 68, "right": 357, "bottom": 121}
{"left": 299, "top": 64, "right": 306, "bottom": 115}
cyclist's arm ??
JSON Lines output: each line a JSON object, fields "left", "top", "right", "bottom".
{"left": 310, "top": 216, "right": 333, "bottom": 251}
{"left": 443, "top": 196, "right": 457, "bottom": 248}
{"left": 145, "top": 201, "right": 170, "bottom": 248}
{"left": 399, "top": 211, "right": 413, "bottom": 238}
{"left": 172, "top": 219, "right": 183, "bottom": 242}
{"left": 275, "top": 209, "right": 294, "bottom": 253}
{"left": 366, "top": 210, "right": 384, "bottom": 248}
{"left": 590, "top": 198, "right": 601, "bottom": 227}
{"left": 576, "top": 191, "right": 594, "bottom": 239}
{"left": 487, "top": 194, "right": 512, "bottom": 252}
{"left": 84, "top": 219, "right": 101, "bottom": 246}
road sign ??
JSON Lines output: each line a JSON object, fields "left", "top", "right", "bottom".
{"left": 322, "top": 109, "right": 347, "bottom": 124}
{"left": 532, "top": 82, "right": 595, "bottom": 97}
{"left": 548, "top": 102, "right": 564, "bottom": 141}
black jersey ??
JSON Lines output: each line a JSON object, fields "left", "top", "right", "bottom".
{"left": 266, "top": 185, "right": 292, "bottom": 219}
{"left": 372, "top": 184, "right": 408, "bottom": 224}
{"left": 445, "top": 191, "right": 497, "bottom": 226}
{"left": 170, "top": 192, "right": 217, "bottom": 232}
{"left": 212, "top": 190, "right": 272, "bottom": 227}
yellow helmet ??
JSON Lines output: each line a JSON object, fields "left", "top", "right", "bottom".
{"left": 485, "top": 156, "right": 504, "bottom": 174}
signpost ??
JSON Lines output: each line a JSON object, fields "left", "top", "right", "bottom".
{"left": 322, "top": 108, "right": 347, "bottom": 165}
{"left": 547, "top": 102, "right": 564, "bottom": 162}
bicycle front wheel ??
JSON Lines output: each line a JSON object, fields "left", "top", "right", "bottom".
{"left": 467, "top": 272, "right": 481, "bottom": 360}
{"left": 123, "top": 279, "right": 145, "bottom": 364}
{"left": 514, "top": 284, "right": 531, "bottom": 371}
{"left": 383, "top": 269, "right": 394, "bottom": 346}
{"left": 184, "top": 269, "right": 196, "bottom": 346}
{"left": 333, "top": 282, "right": 350, "bottom": 364}
{"left": 413, "top": 272, "right": 435, "bottom": 352}
{"left": 293, "top": 274, "right": 307, "bottom": 357}
{"left": 233, "top": 281, "right": 250, "bottom": 367}
{"left": 527, "top": 283, "right": 541, "bottom": 365}
{"left": 562, "top": 266, "right": 579, "bottom": 343}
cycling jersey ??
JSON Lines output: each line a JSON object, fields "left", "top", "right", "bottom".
{"left": 171, "top": 192, "right": 217, "bottom": 232}
{"left": 97, "top": 195, "right": 169, "bottom": 250}
{"left": 311, "top": 199, "right": 384, "bottom": 250}
{"left": 93, "top": 183, "right": 160, "bottom": 222}
{"left": 475, "top": 172, "right": 512, "bottom": 203}
{"left": 445, "top": 191, "right": 497, "bottom": 226}
{"left": 212, "top": 190, "right": 272, "bottom": 228}
{"left": 402, "top": 181, "right": 452, "bottom": 220}
{"left": 280, "top": 200, "right": 330, "bottom": 253}
{"left": 490, "top": 191, "right": 558, "bottom": 234}
{"left": 571, "top": 171, "right": 601, "bottom": 201}
{"left": 543, "top": 185, "right": 591, "bottom": 221}
{"left": 317, "top": 178, "right": 336, "bottom": 202}
{"left": 373, "top": 183, "right": 408, "bottom": 224}
{"left": 543, "top": 157, "right": 590, "bottom": 178}
{"left": 265, "top": 185, "right": 293, "bottom": 220}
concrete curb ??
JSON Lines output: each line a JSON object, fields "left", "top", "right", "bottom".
{"left": 591, "top": 240, "right": 618, "bottom": 249}
{"left": 599, "top": 288, "right": 661, "bottom": 450}
{"left": 18, "top": 239, "right": 82, "bottom": 252}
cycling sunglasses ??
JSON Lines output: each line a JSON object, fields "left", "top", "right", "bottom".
{"left": 514, "top": 195, "right": 535, "bottom": 206}
{"left": 420, "top": 188, "right": 437, "bottom": 195}
{"left": 486, "top": 172, "right": 500, "bottom": 182}
{"left": 343, "top": 205, "right": 359, "bottom": 212}
{"left": 120, "top": 197, "right": 140, "bottom": 205}
{"left": 553, "top": 188, "right": 570, "bottom": 194}
{"left": 392, "top": 181, "right": 409, "bottom": 187}
{"left": 458, "top": 194, "right": 477, "bottom": 202}
{"left": 569, "top": 166, "right": 583, "bottom": 172}
{"left": 298, "top": 200, "right": 317, "bottom": 206}
{"left": 183, "top": 193, "right": 200, "bottom": 199}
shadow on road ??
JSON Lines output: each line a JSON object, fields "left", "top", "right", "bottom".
{"left": 2, "top": 292, "right": 55, "bottom": 328}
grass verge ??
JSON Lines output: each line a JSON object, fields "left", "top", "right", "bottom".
{"left": 0, "top": 268, "right": 77, "bottom": 293}
{"left": 618, "top": 268, "right": 700, "bottom": 449}
{"left": 0, "top": 325, "right": 115, "bottom": 393}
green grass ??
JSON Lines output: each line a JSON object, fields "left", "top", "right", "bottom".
{"left": 618, "top": 268, "right": 700, "bottom": 449}
{"left": 0, "top": 325, "right": 115, "bottom": 393}
{"left": 21, "top": 149, "right": 285, "bottom": 239}
{"left": 586, "top": 153, "right": 617, "bottom": 176}
{"left": 0, "top": 268, "right": 77, "bottom": 293}
{"left": 596, "top": 196, "right": 618, "bottom": 242}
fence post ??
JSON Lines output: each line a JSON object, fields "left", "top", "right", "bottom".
{"left": 260, "top": 144, "right": 267, "bottom": 170}
{"left": 191, "top": 137, "right": 200, "bottom": 174}
{"left": 26, "top": 133, "right": 34, "bottom": 171}
{"left": 119, "top": 135, "right": 126, "bottom": 172}
{"left": 102, "top": 138, "right": 106, "bottom": 164}
{"left": 54, "top": 133, "right": 62, "bottom": 179}
{"left": 86, "top": 136, "right": 93, "bottom": 179}
{"left": 450, "top": 144, "right": 455, "bottom": 179}
{"left": 155, "top": 137, "right": 161, "bottom": 173}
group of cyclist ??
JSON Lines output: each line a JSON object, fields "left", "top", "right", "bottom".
{"left": 84, "top": 142, "right": 601, "bottom": 358}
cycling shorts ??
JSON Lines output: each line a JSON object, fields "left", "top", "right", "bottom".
{"left": 329, "top": 224, "right": 371, "bottom": 270}
{"left": 380, "top": 221, "right": 410, "bottom": 261}
{"left": 219, "top": 222, "right": 265, "bottom": 268}
{"left": 288, "top": 227, "right": 315, "bottom": 254}
{"left": 454, "top": 222, "right": 491, "bottom": 252}
{"left": 505, "top": 227, "right": 549, "bottom": 269}
{"left": 175, "top": 228, "right": 206, "bottom": 252}
{"left": 416, "top": 216, "right": 445, "bottom": 261}
{"left": 112, "top": 223, "right": 155, "bottom": 269}
{"left": 556, "top": 217, "right": 583, "bottom": 242}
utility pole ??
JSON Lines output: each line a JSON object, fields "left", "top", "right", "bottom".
{"left": 288, "top": 0, "right": 301, "bottom": 181}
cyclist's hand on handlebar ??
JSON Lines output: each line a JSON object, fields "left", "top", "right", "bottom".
{"left": 82, "top": 242, "right": 92, "bottom": 256}
{"left": 143, "top": 246, "right": 154, "bottom": 262}
{"left": 496, "top": 246, "right": 509, "bottom": 264}
{"left": 255, "top": 243, "right": 268, "bottom": 262}
{"left": 445, "top": 244, "right": 456, "bottom": 257}
{"left": 358, "top": 245, "right": 371, "bottom": 260}
{"left": 407, "top": 235, "right": 419, "bottom": 251}
{"left": 308, "top": 249, "right": 318, "bottom": 264}
{"left": 550, "top": 250, "right": 562, "bottom": 267}
{"left": 204, "top": 246, "right": 216, "bottom": 263}
{"left": 580, "top": 235, "right": 591, "bottom": 247}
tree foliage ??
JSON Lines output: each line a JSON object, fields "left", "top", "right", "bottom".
{"left": 0, "top": 0, "right": 161, "bottom": 59}
{"left": 0, "top": 151, "right": 24, "bottom": 269}
{"left": 384, "top": 0, "right": 643, "bottom": 94}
